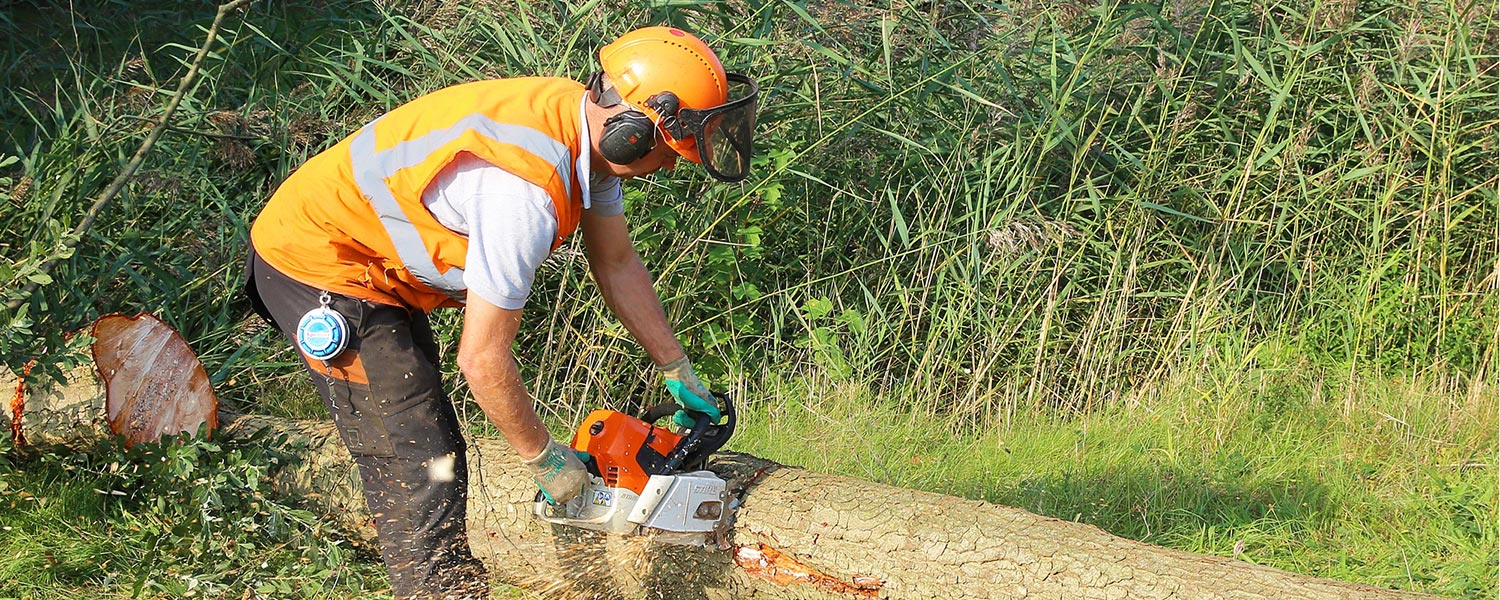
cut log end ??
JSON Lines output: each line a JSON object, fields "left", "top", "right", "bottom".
{"left": 9, "top": 358, "right": 33, "bottom": 447}
{"left": 90, "top": 313, "right": 218, "bottom": 447}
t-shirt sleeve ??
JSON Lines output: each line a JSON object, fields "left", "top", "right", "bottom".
{"left": 462, "top": 185, "right": 557, "bottom": 310}
{"left": 426, "top": 159, "right": 557, "bottom": 311}
{"left": 587, "top": 173, "right": 625, "bottom": 217}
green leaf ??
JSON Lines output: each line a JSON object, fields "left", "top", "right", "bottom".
{"left": 887, "top": 189, "right": 910, "bottom": 248}
{"left": 837, "top": 309, "right": 866, "bottom": 334}
{"left": 738, "top": 226, "right": 762, "bottom": 247}
{"left": 733, "top": 282, "right": 763, "bottom": 301}
{"left": 802, "top": 297, "right": 835, "bottom": 319}
{"left": 761, "top": 184, "right": 783, "bottom": 208}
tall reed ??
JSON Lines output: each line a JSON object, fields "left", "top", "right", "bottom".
{"left": 0, "top": 0, "right": 1493, "bottom": 426}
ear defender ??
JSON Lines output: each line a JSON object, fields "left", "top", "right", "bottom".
{"left": 590, "top": 70, "right": 657, "bottom": 165}
{"left": 599, "top": 111, "right": 656, "bottom": 165}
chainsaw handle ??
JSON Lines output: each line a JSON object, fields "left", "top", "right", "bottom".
{"left": 532, "top": 491, "right": 593, "bottom": 526}
{"left": 640, "top": 391, "right": 735, "bottom": 429}
{"left": 640, "top": 402, "right": 681, "bottom": 425}
{"left": 661, "top": 392, "right": 736, "bottom": 473}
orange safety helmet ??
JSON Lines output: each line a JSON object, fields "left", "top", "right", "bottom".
{"left": 593, "top": 27, "right": 759, "bottom": 182}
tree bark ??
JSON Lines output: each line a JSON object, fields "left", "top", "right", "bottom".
{"left": 4, "top": 369, "right": 1445, "bottom": 600}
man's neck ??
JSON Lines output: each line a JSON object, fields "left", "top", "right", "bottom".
{"left": 582, "top": 101, "right": 613, "bottom": 174}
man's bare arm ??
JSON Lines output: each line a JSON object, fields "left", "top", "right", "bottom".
{"left": 579, "top": 210, "right": 686, "bottom": 366}
{"left": 456, "top": 292, "right": 549, "bottom": 458}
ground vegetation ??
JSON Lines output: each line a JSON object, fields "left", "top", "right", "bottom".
{"left": 0, "top": 0, "right": 1493, "bottom": 597}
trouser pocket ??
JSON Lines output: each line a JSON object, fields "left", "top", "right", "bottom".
{"left": 318, "top": 378, "right": 397, "bottom": 457}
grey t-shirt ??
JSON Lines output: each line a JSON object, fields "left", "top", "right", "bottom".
{"left": 421, "top": 152, "right": 624, "bottom": 309}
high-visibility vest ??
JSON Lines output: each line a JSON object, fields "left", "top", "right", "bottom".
{"left": 251, "top": 77, "right": 588, "bottom": 312}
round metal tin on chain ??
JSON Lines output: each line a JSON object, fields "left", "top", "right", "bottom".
{"left": 296, "top": 305, "right": 348, "bottom": 361}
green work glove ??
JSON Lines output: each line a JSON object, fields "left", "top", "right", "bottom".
{"left": 657, "top": 356, "right": 722, "bottom": 428}
{"left": 524, "top": 439, "right": 590, "bottom": 504}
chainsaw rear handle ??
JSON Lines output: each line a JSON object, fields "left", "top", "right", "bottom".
{"left": 533, "top": 490, "right": 563, "bottom": 515}
{"left": 532, "top": 490, "right": 609, "bottom": 524}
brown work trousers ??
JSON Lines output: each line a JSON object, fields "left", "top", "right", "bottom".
{"left": 244, "top": 248, "right": 489, "bottom": 599}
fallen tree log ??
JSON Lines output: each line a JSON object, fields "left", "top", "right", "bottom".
{"left": 5, "top": 368, "right": 1445, "bottom": 600}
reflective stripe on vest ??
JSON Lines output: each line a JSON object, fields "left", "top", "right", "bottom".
{"left": 349, "top": 114, "right": 576, "bottom": 301}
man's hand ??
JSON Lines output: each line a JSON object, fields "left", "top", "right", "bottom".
{"left": 657, "top": 356, "right": 721, "bottom": 428}
{"left": 524, "top": 439, "right": 590, "bottom": 504}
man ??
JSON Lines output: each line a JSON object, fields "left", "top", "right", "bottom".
{"left": 242, "top": 26, "right": 757, "bottom": 599}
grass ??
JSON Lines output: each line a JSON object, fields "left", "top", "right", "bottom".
{"left": 5, "top": 345, "right": 1488, "bottom": 598}
{"left": 730, "top": 346, "right": 1497, "bottom": 598}
{"left": 0, "top": 431, "right": 391, "bottom": 599}
{"left": 0, "top": 0, "right": 1495, "bottom": 597}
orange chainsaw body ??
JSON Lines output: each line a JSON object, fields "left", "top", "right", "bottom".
{"left": 569, "top": 409, "right": 683, "bottom": 495}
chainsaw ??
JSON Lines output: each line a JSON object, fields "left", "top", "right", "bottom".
{"left": 532, "top": 393, "right": 737, "bottom": 547}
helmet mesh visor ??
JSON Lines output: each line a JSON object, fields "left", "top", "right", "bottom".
{"left": 697, "top": 76, "right": 757, "bottom": 182}
{"left": 701, "top": 105, "right": 754, "bottom": 181}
